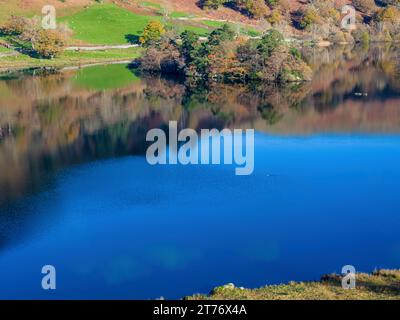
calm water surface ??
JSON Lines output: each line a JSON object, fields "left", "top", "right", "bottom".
{"left": 0, "top": 45, "right": 400, "bottom": 299}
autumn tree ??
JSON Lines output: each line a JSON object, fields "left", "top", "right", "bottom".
{"left": 266, "top": 0, "right": 280, "bottom": 8}
{"left": 376, "top": 6, "right": 400, "bottom": 22}
{"left": 201, "top": 0, "right": 269, "bottom": 18}
{"left": 32, "top": 30, "right": 67, "bottom": 58}
{"left": 0, "top": 15, "right": 27, "bottom": 35}
{"left": 201, "top": 0, "right": 227, "bottom": 9}
{"left": 139, "top": 36, "right": 185, "bottom": 74}
{"left": 140, "top": 21, "right": 166, "bottom": 45}
{"left": 1, "top": 15, "right": 70, "bottom": 58}
{"left": 297, "top": 6, "right": 321, "bottom": 29}
{"left": 267, "top": 9, "right": 283, "bottom": 25}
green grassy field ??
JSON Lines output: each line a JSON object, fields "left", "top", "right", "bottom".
{"left": 59, "top": 3, "right": 159, "bottom": 45}
{"left": 0, "top": 46, "right": 13, "bottom": 53}
{"left": 166, "top": 23, "right": 209, "bottom": 37}
{"left": 59, "top": 3, "right": 210, "bottom": 45}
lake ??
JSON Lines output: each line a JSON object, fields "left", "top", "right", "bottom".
{"left": 0, "top": 45, "right": 400, "bottom": 299}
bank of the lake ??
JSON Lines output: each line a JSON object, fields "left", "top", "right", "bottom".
{"left": 0, "top": 37, "right": 397, "bottom": 74}
{"left": 187, "top": 269, "right": 400, "bottom": 300}
{"left": 0, "top": 47, "right": 142, "bottom": 73}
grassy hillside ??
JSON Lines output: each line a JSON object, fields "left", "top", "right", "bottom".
{"left": 59, "top": 3, "right": 159, "bottom": 45}
{"left": 58, "top": 2, "right": 258, "bottom": 44}
{"left": 1, "top": 0, "right": 375, "bottom": 46}
{"left": 0, "top": 0, "right": 92, "bottom": 23}
{"left": 1, "top": 1, "right": 214, "bottom": 45}
{"left": 0, "top": 0, "right": 397, "bottom": 69}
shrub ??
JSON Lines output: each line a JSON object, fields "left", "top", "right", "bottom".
{"left": 379, "top": 0, "right": 400, "bottom": 7}
{"left": 0, "top": 15, "right": 27, "bottom": 35}
{"left": 1, "top": 15, "right": 71, "bottom": 59}
{"left": 201, "top": 0, "right": 269, "bottom": 18}
{"left": 329, "top": 30, "right": 346, "bottom": 43}
{"left": 353, "top": 28, "right": 371, "bottom": 44}
{"left": 266, "top": 0, "right": 280, "bottom": 8}
{"left": 139, "top": 21, "right": 166, "bottom": 45}
{"left": 139, "top": 36, "right": 185, "bottom": 74}
{"left": 33, "top": 30, "right": 67, "bottom": 58}
{"left": 208, "top": 24, "right": 236, "bottom": 46}
{"left": 298, "top": 7, "right": 321, "bottom": 30}
{"left": 137, "top": 26, "right": 312, "bottom": 84}
{"left": 327, "top": 8, "right": 341, "bottom": 23}
{"left": 376, "top": 6, "right": 400, "bottom": 22}
{"left": 343, "top": 32, "right": 355, "bottom": 44}
{"left": 384, "top": 30, "right": 393, "bottom": 42}
{"left": 267, "top": 10, "right": 283, "bottom": 25}
{"left": 20, "top": 17, "right": 42, "bottom": 44}
{"left": 290, "top": 47, "right": 301, "bottom": 60}
{"left": 241, "top": 0, "right": 269, "bottom": 19}
{"left": 201, "top": 0, "right": 227, "bottom": 9}
{"left": 258, "top": 29, "right": 284, "bottom": 58}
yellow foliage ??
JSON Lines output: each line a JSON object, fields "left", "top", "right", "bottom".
{"left": 267, "top": 10, "right": 283, "bottom": 25}
{"left": 139, "top": 20, "right": 166, "bottom": 45}
{"left": 377, "top": 6, "right": 400, "bottom": 22}
{"left": 34, "top": 29, "right": 66, "bottom": 59}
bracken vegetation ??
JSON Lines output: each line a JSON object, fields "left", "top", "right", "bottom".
{"left": 199, "top": 0, "right": 400, "bottom": 44}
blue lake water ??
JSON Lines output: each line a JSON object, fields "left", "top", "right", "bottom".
{"left": 1, "top": 46, "right": 400, "bottom": 299}
{"left": 0, "top": 134, "right": 399, "bottom": 299}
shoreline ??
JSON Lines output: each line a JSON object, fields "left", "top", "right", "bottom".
{"left": 0, "top": 47, "right": 142, "bottom": 74}
{"left": 0, "top": 58, "right": 134, "bottom": 74}
{"left": 185, "top": 269, "right": 400, "bottom": 300}
{"left": 2, "top": 40, "right": 398, "bottom": 74}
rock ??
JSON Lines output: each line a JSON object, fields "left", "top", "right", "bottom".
{"left": 318, "top": 41, "right": 331, "bottom": 47}
{"left": 223, "top": 283, "right": 235, "bottom": 289}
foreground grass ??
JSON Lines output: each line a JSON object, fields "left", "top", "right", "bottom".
{"left": 0, "top": 47, "right": 142, "bottom": 71}
{"left": 186, "top": 270, "right": 400, "bottom": 300}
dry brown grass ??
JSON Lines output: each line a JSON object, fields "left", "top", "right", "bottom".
{"left": 186, "top": 269, "right": 400, "bottom": 300}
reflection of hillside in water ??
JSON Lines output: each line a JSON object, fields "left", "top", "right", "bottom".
{"left": 0, "top": 45, "right": 400, "bottom": 205}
